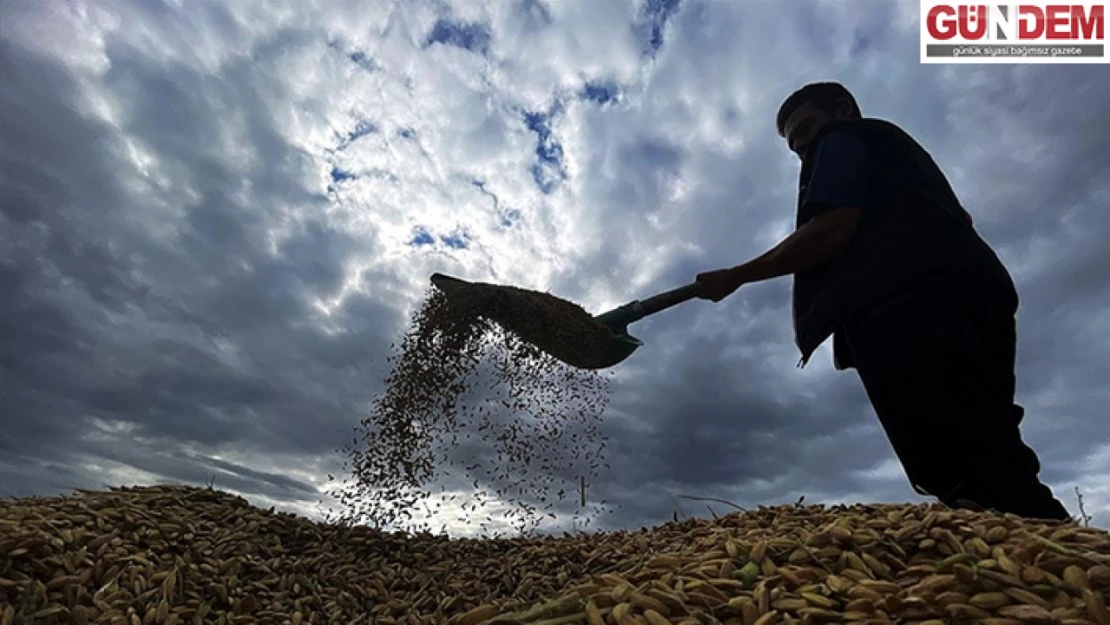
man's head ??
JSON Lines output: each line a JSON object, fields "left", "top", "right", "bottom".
{"left": 776, "top": 82, "right": 862, "bottom": 160}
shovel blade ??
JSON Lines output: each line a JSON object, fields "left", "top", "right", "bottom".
{"left": 575, "top": 331, "right": 642, "bottom": 369}
{"left": 429, "top": 272, "right": 644, "bottom": 370}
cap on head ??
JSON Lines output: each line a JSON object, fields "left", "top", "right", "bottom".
{"left": 776, "top": 82, "right": 862, "bottom": 137}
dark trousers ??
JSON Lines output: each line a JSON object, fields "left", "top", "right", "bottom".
{"left": 841, "top": 285, "right": 1070, "bottom": 520}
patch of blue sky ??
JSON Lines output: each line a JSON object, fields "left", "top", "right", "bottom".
{"left": 424, "top": 19, "right": 492, "bottom": 56}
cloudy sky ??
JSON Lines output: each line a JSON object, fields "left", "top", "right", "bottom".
{"left": 2, "top": 0, "right": 1107, "bottom": 535}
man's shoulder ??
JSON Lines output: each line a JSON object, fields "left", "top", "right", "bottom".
{"left": 811, "top": 118, "right": 911, "bottom": 152}
{"left": 836, "top": 118, "right": 938, "bottom": 163}
{"left": 844, "top": 117, "right": 916, "bottom": 140}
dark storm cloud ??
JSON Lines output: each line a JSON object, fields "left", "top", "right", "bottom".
{"left": 0, "top": 31, "right": 397, "bottom": 502}
{"left": 572, "top": 308, "right": 885, "bottom": 531}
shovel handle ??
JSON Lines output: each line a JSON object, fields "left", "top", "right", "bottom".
{"left": 638, "top": 282, "right": 703, "bottom": 317}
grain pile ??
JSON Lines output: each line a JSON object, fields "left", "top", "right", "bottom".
{"left": 3, "top": 485, "right": 1109, "bottom": 625}
{"left": 324, "top": 283, "right": 617, "bottom": 536}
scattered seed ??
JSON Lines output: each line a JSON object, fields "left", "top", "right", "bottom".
{"left": 322, "top": 283, "right": 617, "bottom": 536}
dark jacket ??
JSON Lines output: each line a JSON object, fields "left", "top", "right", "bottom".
{"left": 792, "top": 117, "right": 1018, "bottom": 369}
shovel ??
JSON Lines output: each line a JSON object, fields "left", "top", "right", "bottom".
{"left": 429, "top": 272, "right": 703, "bottom": 370}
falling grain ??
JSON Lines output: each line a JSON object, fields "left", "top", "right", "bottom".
{"left": 323, "top": 282, "right": 618, "bottom": 536}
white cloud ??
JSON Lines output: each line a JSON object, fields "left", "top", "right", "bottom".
{"left": 853, "top": 458, "right": 905, "bottom": 483}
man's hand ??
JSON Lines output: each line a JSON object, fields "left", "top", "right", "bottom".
{"left": 695, "top": 267, "right": 745, "bottom": 302}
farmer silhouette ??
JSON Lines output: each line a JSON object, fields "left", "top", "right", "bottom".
{"left": 695, "top": 81, "right": 1070, "bottom": 520}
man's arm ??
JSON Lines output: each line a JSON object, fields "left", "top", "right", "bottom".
{"left": 696, "top": 207, "right": 861, "bottom": 301}
{"left": 696, "top": 128, "right": 872, "bottom": 302}
{"left": 731, "top": 206, "right": 861, "bottom": 284}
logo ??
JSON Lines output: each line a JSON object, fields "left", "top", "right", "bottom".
{"left": 921, "top": 1, "right": 1107, "bottom": 62}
